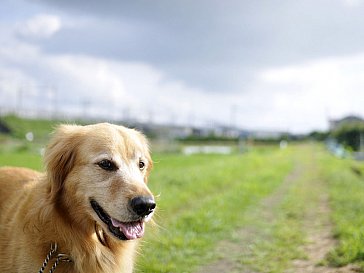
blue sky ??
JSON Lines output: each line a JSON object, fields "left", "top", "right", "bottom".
{"left": 1, "top": 0, "right": 364, "bottom": 133}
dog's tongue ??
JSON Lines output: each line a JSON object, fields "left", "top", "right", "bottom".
{"left": 111, "top": 218, "right": 145, "bottom": 240}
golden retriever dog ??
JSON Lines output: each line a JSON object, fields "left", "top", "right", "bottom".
{"left": 0, "top": 123, "right": 156, "bottom": 273}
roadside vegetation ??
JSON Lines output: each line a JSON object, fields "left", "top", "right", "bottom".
{"left": 139, "top": 149, "right": 293, "bottom": 272}
{"left": 321, "top": 154, "right": 364, "bottom": 268}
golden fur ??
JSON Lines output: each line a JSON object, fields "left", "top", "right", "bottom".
{"left": 0, "top": 123, "right": 155, "bottom": 273}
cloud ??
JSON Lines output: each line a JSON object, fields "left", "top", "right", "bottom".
{"left": 256, "top": 53, "right": 364, "bottom": 132}
{"left": 16, "top": 14, "right": 61, "bottom": 39}
{"left": 30, "top": 0, "right": 364, "bottom": 95}
{"left": 341, "top": 0, "right": 363, "bottom": 7}
{"left": 3, "top": 22, "right": 364, "bottom": 133}
{"left": 0, "top": 24, "right": 231, "bottom": 125}
{"left": 3, "top": 1, "right": 364, "bottom": 133}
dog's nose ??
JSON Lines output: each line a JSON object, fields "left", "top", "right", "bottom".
{"left": 130, "top": 196, "right": 156, "bottom": 217}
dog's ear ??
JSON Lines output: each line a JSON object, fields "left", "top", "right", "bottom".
{"left": 44, "top": 124, "right": 83, "bottom": 200}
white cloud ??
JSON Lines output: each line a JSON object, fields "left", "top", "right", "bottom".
{"left": 3, "top": 31, "right": 364, "bottom": 133}
{"left": 0, "top": 31, "right": 228, "bottom": 125}
{"left": 3, "top": 9, "right": 364, "bottom": 133}
{"left": 256, "top": 53, "right": 364, "bottom": 132}
{"left": 16, "top": 14, "right": 62, "bottom": 39}
{"left": 341, "top": 0, "right": 363, "bottom": 7}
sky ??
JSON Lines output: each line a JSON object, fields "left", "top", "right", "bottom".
{"left": 1, "top": 0, "right": 364, "bottom": 133}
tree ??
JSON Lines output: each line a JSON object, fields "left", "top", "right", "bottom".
{"left": 331, "top": 121, "right": 364, "bottom": 151}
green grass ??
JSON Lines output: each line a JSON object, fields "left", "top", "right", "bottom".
{"left": 2, "top": 137, "right": 364, "bottom": 272}
{"left": 137, "top": 149, "right": 294, "bottom": 272}
{"left": 320, "top": 153, "right": 364, "bottom": 268}
{"left": 2, "top": 114, "right": 60, "bottom": 140}
{"left": 0, "top": 152, "right": 42, "bottom": 170}
{"left": 232, "top": 145, "right": 318, "bottom": 272}
{"left": 239, "top": 146, "right": 364, "bottom": 272}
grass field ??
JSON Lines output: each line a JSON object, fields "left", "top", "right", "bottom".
{"left": 1, "top": 131, "right": 364, "bottom": 272}
{"left": 138, "top": 149, "right": 293, "bottom": 272}
{"left": 322, "top": 154, "right": 364, "bottom": 269}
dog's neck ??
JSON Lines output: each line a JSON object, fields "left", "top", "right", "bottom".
{"left": 26, "top": 178, "right": 137, "bottom": 273}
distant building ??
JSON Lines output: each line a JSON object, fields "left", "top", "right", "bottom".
{"left": 329, "top": 115, "right": 364, "bottom": 131}
{"left": 250, "top": 130, "right": 285, "bottom": 140}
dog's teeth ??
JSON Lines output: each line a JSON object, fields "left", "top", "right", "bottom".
{"left": 111, "top": 218, "right": 121, "bottom": 228}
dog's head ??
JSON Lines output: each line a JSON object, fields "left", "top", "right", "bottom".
{"left": 44, "top": 123, "right": 155, "bottom": 241}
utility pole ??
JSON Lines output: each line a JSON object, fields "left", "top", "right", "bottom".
{"left": 82, "top": 99, "right": 90, "bottom": 120}
{"left": 50, "top": 85, "right": 58, "bottom": 119}
{"left": 230, "top": 104, "right": 237, "bottom": 128}
{"left": 17, "top": 86, "right": 24, "bottom": 115}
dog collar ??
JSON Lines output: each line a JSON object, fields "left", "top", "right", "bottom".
{"left": 38, "top": 243, "right": 72, "bottom": 273}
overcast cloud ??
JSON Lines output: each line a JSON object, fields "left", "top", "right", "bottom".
{"left": 1, "top": 0, "right": 364, "bottom": 133}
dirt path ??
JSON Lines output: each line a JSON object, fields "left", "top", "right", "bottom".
{"left": 196, "top": 160, "right": 360, "bottom": 273}
{"left": 196, "top": 164, "right": 303, "bottom": 273}
{"left": 286, "top": 190, "right": 359, "bottom": 273}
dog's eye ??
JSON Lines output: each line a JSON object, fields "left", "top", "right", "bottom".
{"left": 98, "top": 160, "right": 117, "bottom": 171}
{"left": 139, "top": 160, "right": 145, "bottom": 171}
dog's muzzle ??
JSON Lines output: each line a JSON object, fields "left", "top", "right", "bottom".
{"left": 90, "top": 196, "right": 156, "bottom": 241}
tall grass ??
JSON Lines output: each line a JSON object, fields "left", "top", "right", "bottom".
{"left": 238, "top": 145, "right": 323, "bottom": 272}
{"left": 320, "top": 153, "right": 364, "bottom": 268}
{"left": 138, "top": 149, "right": 293, "bottom": 272}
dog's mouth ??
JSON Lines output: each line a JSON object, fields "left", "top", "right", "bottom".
{"left": 90, "top": 199, "right": 145, "bottom": 240}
